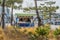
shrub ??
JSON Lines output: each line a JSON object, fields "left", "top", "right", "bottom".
{"left": 36, "top": 27, "right": 49, "bottom": 36}
{"left": 54, "top": 28, "right": 60, "bottom": 36}
{"left": 54, "top": 28, "right": 60, "bottom": 40}
{"left": 29, "top": 26, "right": 50, "bottom": 40}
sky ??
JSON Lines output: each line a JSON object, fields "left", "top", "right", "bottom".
{"left": 13, "top": 0, "right": 60, "bottom": 14}
{"left": 22, "top": 0, "right": 60, "bottom": 7}
{"left": 22, "top": 0, "right": 60, "bottom": 13}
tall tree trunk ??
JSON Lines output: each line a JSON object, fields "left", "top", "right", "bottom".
{"left": 11, "top": 5, "right": 13, "bottom": 25}
{"left": 34, "top": 0, "right": 42, "bottom": 27}
{"left": 1, "top": 0, "right": 5, "bottom": 29}
{"left": 49, "top": 5, "right": 52, "bottom": 24}
{"left": 49, "top": 12, "right": 51, "bottom": 24}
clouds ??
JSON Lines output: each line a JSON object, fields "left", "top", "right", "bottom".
{"left": 22, "top": 0, "right": 34, "bottom": 8}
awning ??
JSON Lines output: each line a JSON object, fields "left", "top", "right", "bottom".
{"left": 15, "top": 13, "right": 36, "bottom": 16}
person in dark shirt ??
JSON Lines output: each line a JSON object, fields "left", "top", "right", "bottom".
{"left": 27, "top": 18, "right": 31, "bottom": 22}
{"left": 19, "top": 18, "right": 23, "bottom": 21}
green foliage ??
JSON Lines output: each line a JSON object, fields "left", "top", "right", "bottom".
{"left": 29, "top": 26, "right": 50, "bottom": 40}
{"left": 29, "top": 33, "right": 38, "bottom": 40}
{"left": 0, "top": 0, "right": 2, "bottom": 5}
{"left": 29, "top": 6, "right": 42, "bottom": 10}
{"left": 38, "top": 6, "right": 42, "bottom": 10}
{"left": 45, "top": 1, "right": 56, "bottom": 5}
{"left": 24, "top": 8, "right": 30, "bottom": 11}
{"left": 35, "top": 27, "right": 50, "bottom": 36}
{"left": 54, "top": 28, "right": 60, "bottom": 36}
{"left": 13, "top": 6, "right": 17, "bottom": 9}
{"left": 42, "top": 6, "right": 59, "bottom": 12}
{"left": 53, "top": 28, "right": 60, "bottom": 40}
{"left": 28, "top": 32, "right": 33, "bottom": 35}
{"left": 6, "top": 0, "right": 23, "bottom": 4}
{"left": 6, "top": 0, "right": 23, "bottom": 9}
{"left": 16, "top": 0, "right": 23, "bottom": 3}
{"left": 41, "top": 6, "right": 59, "bottom": 20}
{"left": 56, "top": 6, "right": 59, "bottom": 9}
